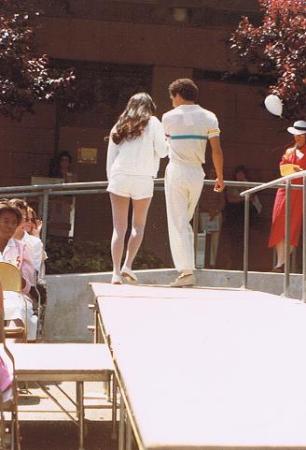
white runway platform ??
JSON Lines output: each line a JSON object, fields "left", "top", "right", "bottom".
{"left": 91, "top": 283, "right": 306, "bottom": 450}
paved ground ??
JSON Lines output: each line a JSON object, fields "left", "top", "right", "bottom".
{"left": 10, "top": 382, "right": 118, "bottom": 450}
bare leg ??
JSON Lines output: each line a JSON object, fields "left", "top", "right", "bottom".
{"left": 123, "top": 197, "right": 152, "bottom": 270}
{"left": 275, "top": 240, "right": 294, "bottom": 267}
{"left": 110, "top": 194, "right": 130, "bottom": 276}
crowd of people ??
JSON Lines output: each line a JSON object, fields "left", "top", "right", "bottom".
{"left": 0, "top": 79, "right": 305, "bottom": 351}
{"left": 106, "top": 78, "right": 306, "bottom": 278}
{"left": 0, "top": 198, "right": 46, "bottom": 342}
{"left": 107, "top": 78, "right": 224, "bottom": 286}
{"left": 0, "top": 78, "right": 305, "bottom": 404}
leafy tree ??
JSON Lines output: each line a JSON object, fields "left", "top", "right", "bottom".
{"left": 230, "top": 0, "right": 306, "bottom": 118}
{"left": 0, "top": 0, "right": 74, "bottom": 119}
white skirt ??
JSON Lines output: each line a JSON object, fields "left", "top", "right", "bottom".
{"left": 3, "top": 291, "right": 37, "bottom": 340}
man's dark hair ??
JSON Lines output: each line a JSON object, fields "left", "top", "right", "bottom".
{"left": 168, "top": 78, "right": 199, "bottom": 102}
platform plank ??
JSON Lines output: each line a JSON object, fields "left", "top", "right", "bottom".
{"left": 93, "top": 283, "right": 306, "bottom": 450}
{"left": 7, "top": 343, "right": 113, "bottom": 382}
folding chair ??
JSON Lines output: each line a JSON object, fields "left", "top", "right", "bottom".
{"left": 0, "top": 283, "right": 21, "bottom": 450}
{"left": 0, "top": 263, "right": 26, "bottom": 342}
{"left": 29, "top": 275, "right": 47, "bottom": 342}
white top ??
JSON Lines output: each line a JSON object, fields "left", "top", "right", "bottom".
{"left": 162, "top": 104, "right": 220, "bottom": 166}
{"left": 106, "top": 116, "right": 168, "bottom": 179}
{"left": 20, "top": 232, "right": 44, "bottom": 272}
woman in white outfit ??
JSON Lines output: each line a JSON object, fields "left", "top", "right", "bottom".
{"left": 107, "top": 92, "right": 168, "bottom": 284}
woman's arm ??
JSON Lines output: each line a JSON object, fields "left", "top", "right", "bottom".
{"left": 106, "top": 132, "right": 119, "bottom": 180}
{"left": 279, "top": 147, "right": 301, "bottom": 176}
{"left": 19, "top": 244, "right": 36, "bottom": 294}
{"left": 152, "top": 116, "right": 169, "bottom": 158}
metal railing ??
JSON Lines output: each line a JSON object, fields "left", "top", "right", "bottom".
{"left": 0, "top": 178, "right": 262, "bottom": 247}
{"left": 193, "top": 179, "right": 264, "bottom": 259}
{"left": 241, "top": 171, "right": 306, "bottom": 301}
{"left": 2, "top": 176, "right": 291, "bottom": 290}
{"left": 0, "top": 179, "right": 163, "bottom": 246}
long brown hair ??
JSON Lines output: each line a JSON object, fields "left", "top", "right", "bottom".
{"left": 111, "top": 92, "right": 156, "bottom": 145}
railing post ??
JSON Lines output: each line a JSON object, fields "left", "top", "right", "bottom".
{"left": 303, "top": 178, "right": 306, "bottom": 302}
{"left": 283, "top": 179, "right": 291, "bottom": 297}
{"left": 242, "top": 194, "right": 250, "bottom": 289}
{"left": 193, "top": 202, "right": 200, "bottom": 266}
{"left": 41, "top": 190, "right": 50, "bottom": 247}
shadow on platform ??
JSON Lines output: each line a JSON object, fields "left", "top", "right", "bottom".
{"left": 20, "top": 421, "right": 116, "bottom": 450}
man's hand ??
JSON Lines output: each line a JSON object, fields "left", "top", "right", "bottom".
{"left": 214, "top": 178, "right": 224, "bottom": 192}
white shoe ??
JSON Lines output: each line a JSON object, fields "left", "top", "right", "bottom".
{"left": 170, "top": 273, "right": 195, "bottom": 288}
{"left": 121, "top": 266, "right": 138, "bottom": 283}
{"left": 111, "top": 274, "right": 123, "bottom": 285}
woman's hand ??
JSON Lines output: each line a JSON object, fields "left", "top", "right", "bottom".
{"left": 293, "top": 165, "right": 302, "bottom": 172}
{"left": 32, "top": 219, "right": 43, "bottom": 237}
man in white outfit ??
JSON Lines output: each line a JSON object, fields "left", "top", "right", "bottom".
{"left": 162, "top": 79, "right": 224, "bottom": 287}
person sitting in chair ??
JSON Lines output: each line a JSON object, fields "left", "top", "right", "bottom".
{"left": 0, "top": 201, "right": 36, "bottom": 341}
{"left": 9, "top": 199, "right": 44, "bottom": 274}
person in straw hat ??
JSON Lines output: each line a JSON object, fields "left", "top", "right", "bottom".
{"left": 268, "top": 120, "right": 306, "bottom": 272}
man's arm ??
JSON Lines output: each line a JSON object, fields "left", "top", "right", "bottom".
{"left": 209, "top": 136, "right": 224, "bottom": 192}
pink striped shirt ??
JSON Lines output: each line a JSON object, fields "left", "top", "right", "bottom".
{"left": 0, "top": 357, "right": 12, "bottom": 392}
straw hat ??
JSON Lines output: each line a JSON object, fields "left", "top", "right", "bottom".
{"left": 287, "top": 120, "right": 306, "bottom": 135}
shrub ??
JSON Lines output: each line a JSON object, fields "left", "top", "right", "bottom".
{"left": 45, "top": 237, "right": 165, "bottom": 274}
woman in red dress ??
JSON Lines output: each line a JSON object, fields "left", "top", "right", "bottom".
{"left": 268, "top": 120, "right": 306, "bottom": 271}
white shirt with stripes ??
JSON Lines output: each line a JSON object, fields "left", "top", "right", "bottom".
{"left": 162, "top": 104, "right": 220, "bottom": 167}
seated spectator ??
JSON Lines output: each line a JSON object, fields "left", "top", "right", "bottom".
{"left": 25, "top": 204, "right": 48, "bottom": 311}
{"left": 0, "top": 202, "right": 37, "bottom": 340}
{"left": 9, "top": 199, "right": 44, "bottom": 274}
{"left": 24, "top": 206, "right": 43, "bottom": 238}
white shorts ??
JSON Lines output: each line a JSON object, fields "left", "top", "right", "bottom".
{"left": 107, "top": 173, "right": 154, "bottom": 200}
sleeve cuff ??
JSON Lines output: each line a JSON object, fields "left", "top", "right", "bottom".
{"left": 208, "top": 129, "right": 220, "bottom": 139}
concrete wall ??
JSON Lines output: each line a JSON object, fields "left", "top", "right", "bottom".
{"left": 45, "top": 270, "right": 304, "bottom": 343}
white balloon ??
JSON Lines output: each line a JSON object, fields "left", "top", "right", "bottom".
{"left": 264, "top": 94, "right": 283, "bottom": 117}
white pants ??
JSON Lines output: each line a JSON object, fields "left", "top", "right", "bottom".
{"left": 4, "top": 291, "right": 37, "bottom": 340}
{"left": 165, "top": 161, "right": 204, "bottom": 272}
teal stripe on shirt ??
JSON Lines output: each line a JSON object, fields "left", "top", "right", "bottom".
{"left": 170, "top": 134, "right": 208, "bottom": 140}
